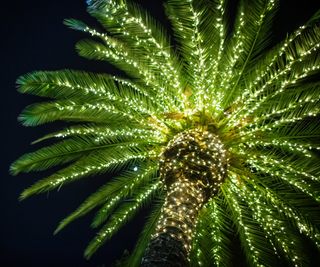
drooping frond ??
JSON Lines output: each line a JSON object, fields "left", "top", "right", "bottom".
{"left": 84, "top": 181, "right": 161, "bottom": 259}
{"left": 245, "top": 153, "right": 320, "bottom": 202}
{"left": 55, "top": 163, "right": 158, "bottom": 234}
{"left": 11, "top": 130, "right": 158, "bottom": 175}
{"left": 223, "top": 180, "right": 280, "bottom": 267}
{"left": 19, "top": 145, "right": 151, "bottom": 199}
{"left": 232, "top": 177, "right": 311, "bottom": 266}
{"left": 91, "top": 166, "right": 159, "bottom": 228}
{"left": 241, "top": 174, "right": 320, "bottom": 250}
{"left": 190, "top": 205, "right": 215, "bottom": 267}
{"left": 190, "top": 196, "right": 233, "bottom": 267}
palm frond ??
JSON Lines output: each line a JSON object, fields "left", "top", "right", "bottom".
{"left": 18, "top": 98, "right": 140, "bottom": 126}
{"left": 165, "top": 0, "right": 229, "bottom": 111}
{"left": 55, "top": 163, "right": 158, "bottom": 234}
{"left": 220, "top": 0, "right": 279, "bottom": 108}
{"left": 238, "top": 179, "right": 311, "bottom": 266}
{"left": 32, "top": 125, "right": 161, "bottom": 144}
{"left": 85, "top": 1, "right": 185, "bottom": 106}
{"left": 223, "top": 180, "right": 280, "bottom": 267}
{"left": 91, "top": 166, "right": 159, "bottom": 228}
{"left": 190, "top": 206, "right": 215, "bottom": 267}
{"left": 19, "top": 146, "right": 150, "bottom": 200}
{"left": 242, "top": 174, "right": 320, "bottom": 250}
{"left": 246, "top": 153, "right": 320, "bottom": 202}
{"left": 84, "top": 181, "right": 161, "bottom": 259}
{"left": 190, "top": 196, "right": 233, "bottom": 267}
{"left": 11, "top": 130, "right": 158, "bottom": 176}
{"left": 17, "top": 70, "right": 161, "bottom": 116}
{"left": 227, "top": 24, "right": 320, "bottom": 127}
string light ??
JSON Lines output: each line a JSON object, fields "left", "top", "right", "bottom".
{"left": 150, "top": 129, "right": 228, "bottom": 255}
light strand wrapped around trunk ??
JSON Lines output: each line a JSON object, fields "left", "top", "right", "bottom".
{"left": 141, "top": 129, "right": 228, "bottom": 266}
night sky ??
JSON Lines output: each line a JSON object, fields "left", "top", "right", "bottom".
{"left": 1, "top": 0, "right": 320, "bottom": 266}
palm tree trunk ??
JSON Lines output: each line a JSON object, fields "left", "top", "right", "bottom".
{"left": 141, "top": 233, "right": 188, "bottom": 267}
{"left": 141, "top": 178, "right": 206, "bottom": 266}
{"left": 141, "top": 129, "right": 227, "bottom": 266}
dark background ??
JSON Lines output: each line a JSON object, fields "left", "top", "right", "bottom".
{"left": 1, "top": 0, "right": 320, "bottom": 266}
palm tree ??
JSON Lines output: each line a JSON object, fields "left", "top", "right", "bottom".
{"left": 11, "top": 0, "right": 320, "bottom": 266}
